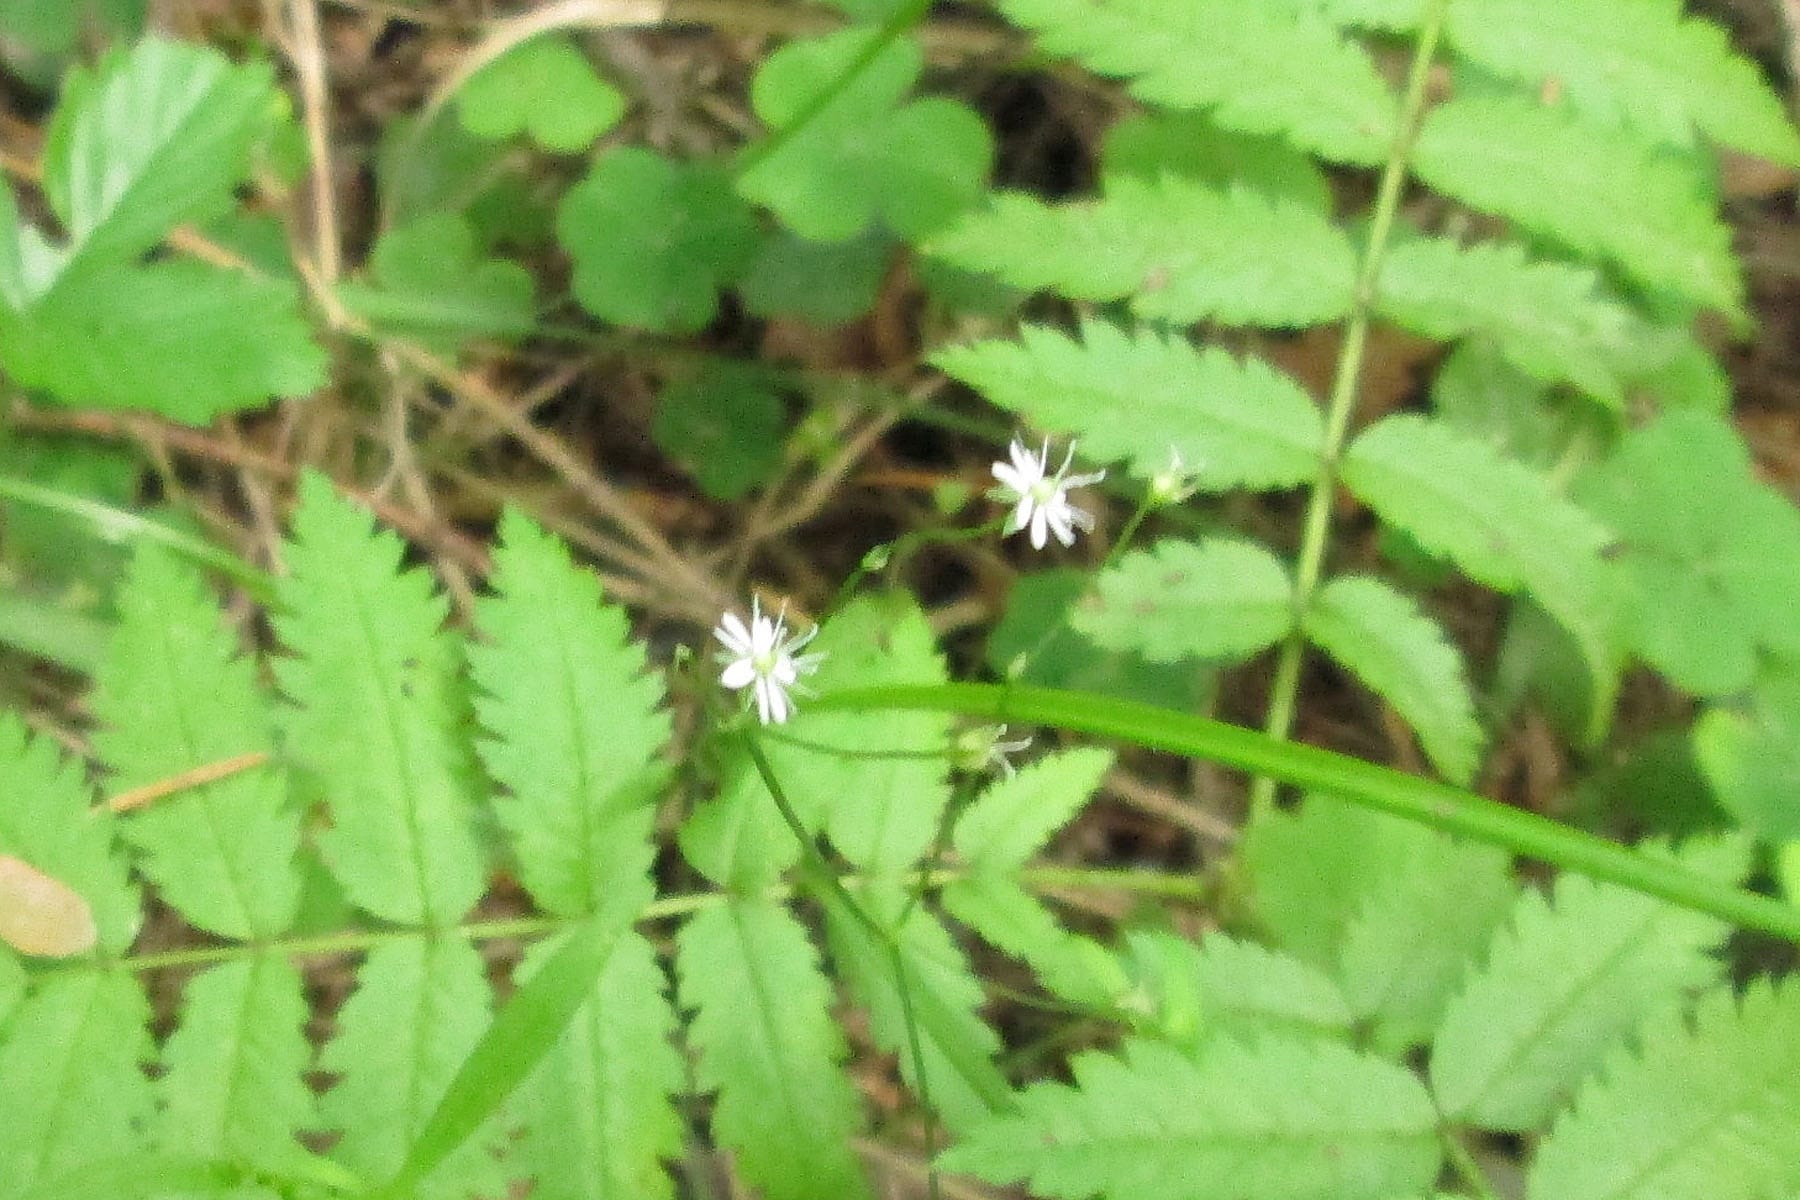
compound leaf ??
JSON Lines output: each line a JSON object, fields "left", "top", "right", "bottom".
{"left": 1306, "top": 574, "right": 1484, "bottom": 785}
{"left": 470, "top": 509, "right": 669, "bottom": 919}
{"left": 942, "top": 1035, "right": 1441, "bottom": 1200}
{"left": 677, "top": 899, "right": 869, "bottom": 1200}
{"left": 942, "top": 873, "right": 1126, "bottom": 1009}
{"left": 91, "top": 546, "right": 301, "bottom": 941}
{"left": 1192, "top": 933, "right": 1354, "bottom": 1045}
{"left": 953, "top": 746, "right": 1113, "bottom": 870}
{"left": 934, "top": 321, "right": 1325, "bottom": 491}
{"left": 273, "top": 472, "right": 486, "bottom": 927}
{"left": 1431, "top": 837, "right": 1746, "bottom": 1131}
{"left": 1074, "top": 538, "right": 1295, "bottom": 665}
{"left": 1102, "top": 110, "right": 1333, "bottom": 213}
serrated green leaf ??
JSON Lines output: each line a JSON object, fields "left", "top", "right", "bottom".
{"left": 941, "top": 873, "right": 1125, "bottom": 1008}
{"left": 926, "top": 180, "right": 1356, "bottom": 327}
{"left": 1103, "top": 111, "right": 1333, "bottom": 213}
{"left": 321, "top": 938, "right": 500, "bottom": 1199}
{"left": 941, "top": 1035, "right": 1441, "bottom": 1200}
{"left": 1073, "top": 538, "right": 1295, "bottom": 665}
{"left": 651, "top": 365, "right": 788, "bottom": 500}
{"left": 1443, "top": 0, "right": 1800, "bottom": 166}
{"left": 469, "top": 509, "right": 668, "bottom": 918}
{"left": 953, "top": 747, "right": 1112, "bottom": 869}
{"left": 997, "top": 0, "right": 1398, "bottom": 163}
{"left": 513, "top": 929, "right": 683, "bottom": 1200}
{"left": 1341, "top": 413, "right": 1621, "bottom": 740}
{"left": 35, "top": 38, "right": 275, "bottom": 284}
{"left": 1528, "top": 980, "right": 1800, "bottom": 1200}
{"left": 337, "top": 213, "right": 534, "bottom": 353}
{"left": 273, "top": 472, "right": 485, "bottom": 926}
{"left": 457, "top": 35, "right": 626, "bottom": 152}
{"left": 0, "top": 260, "right": 325, "bottom": 422}
{"left": 0, "top": 715, "right": 137, "bottom": 955}
{"left": 1431, "top": 837, "right": 1746, "bottom": 1131}
{"left": 159, "top": 955, "right": 314, "bottom": 1169}
{"left": 677, "top": 900, "right": 869, "bottom": 1200}
{"left": 0, "top": 971, "right": 153, "bottom": 1191}
{"left": 823, "top": 883, "right": 1010, "bottom": 1132}
{"left": 1430, "top": 341, "right": 1608, "bottom": 472}
{"left": 739, "top": 30, "right": 993, "bottom": 241}
{"left": 1376, "top": 234, "right": 1644, "bottom": 405}
{"left": 934, "top": 321, "right": 1325, "bottom": 491}
{"left": 1413, "top": 95, "right": 1740, "bottom": 316}
{"left": 1578, "top": 410, "right": 1800, "bottom": 697}
{"left": 558, "top": 148, "right": 758, "bottom": 332}
{"left": 1306, "top": 574, "right": 1484, "bottom": 784}
{"left": 1694, "top": 663, "right": 1800, "bottom": 841}
{"left": 1192, "top": 932, "right": 1354, "bottom": 1045}
{"left": 91, "top": 547, "right": 301, "bottom": 940}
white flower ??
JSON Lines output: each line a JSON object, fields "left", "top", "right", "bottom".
{"left": 1150, "top": 447, "right": 1201, "bottom": 505}
{"left": 714, "top": 598, "right": 824, "bottom": 725}
{"left": 991, "top": 437, "right": 1107, "bottom": 549}
{"left": 953, "top": 724, "right": 1033, "bottom": 778}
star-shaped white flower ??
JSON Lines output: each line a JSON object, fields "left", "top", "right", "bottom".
{"left": 991, "top": 437, "right": 1107, "bottom": 549}
{"left": 714, "top": 598, "right": 824, "bottom": 725}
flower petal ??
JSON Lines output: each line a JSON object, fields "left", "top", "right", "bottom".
{"left": 720, "top": 657, "right": 757, "bottom": 689}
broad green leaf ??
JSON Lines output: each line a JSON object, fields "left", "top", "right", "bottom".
{"left": 934, "top": 321, "right": 1325, "bottom": 491}
{"left": 0, "top": 261, "right": 325, "bottom": 422}
{"left": 1192, "top": 932, "right": 1354, "bottom": 1045}
{"left": 1431, "top": 838, "right": 1746, "bottom": 1131}
{"left": 1376, "top": 234, "right": 1643, "bottom": 405}
{"left": 738, "top": 29, "right": 993, "bottom": 241}
{"left": 1341, "top": 414, "right": 1620, "bottom": 740}
{"left": 927, "top": 180, "right": 1356, "bottom": 328}
{"left": 1528, "top": 980, "right": 1800, "bottom": 1200}
{"left": 1578, "top": 410, "right": 1800, "bottom": 697}
{"left": 677, "top": 900, "right": 870, "bottom": 1200}
{"left": 941, "top": 873, "right": 1125, "bottom": 1008}
{"left": 321, "top": 938, "right": 500, "bottom": 1199}
{"left": 457, "top": 35, "right": 626, "bottom": 152}
{"left": 953, "top": 747, "right": 1113, "bottom": 869}
{"left": 823, "top": 884, "right": 1010, "bottom": 1133}
{"left": 651, "top": 364, "right": 788, "bottom": 500}
{"left": 337, "top": 214, "right": 534, "bottom": 353}
{"left": 469, "top": 509, "right": 669, "bottom": 918}
{"left": 273, "top": 472, "right": 486, "bottom": 926}
{"left": 159, "top": 955, "right": 314, "bottom": 1169}
{"left": 0, "top": 951, "right": 22, "bottom": 1023}
{"left": 942, "top": 1035, "right": 1441, "bottom": 1200}
{"left": 1306, "top": 574, "right": 1484, "bottom": 784}
{"left": 1694, "top": 663, "right": 1800, "bottom": 841}
{"left": 10, "top": 1156, "right": 244, "bottom": 1200}
{"left": 0, "top": 971, "right": 153, "bottom": 1191}
{"left": 0, "top": 715, "right": 137, "bottom": 955}
{"left": 739, "top": 228, "right": 892, "bottom": 324}
{"left": 997, "top": 0, "right": 1398, "bottom": 164}
{"left": 558, "top": 148, "right": 758, "bottom": 332}
{"left": 1103, "top": 111, "right": 1333, "bottom": 213}
{"left": 1444, "top": 0, "right": 1800, "bottom": 166}
{"left": 512, "top": 929, "right": 683, "bottom": 1200}
{"left": 1073, "top": 538, "right": 1295, "bottom": 664}
{"left": 1413, "top": 96, "right": 1740, "bottom": 316}
{"left": 36, "top": 38, "right": 275, "bottom": 283}
{"left": 91, "top": 547, "right": 301, "bottom": 940}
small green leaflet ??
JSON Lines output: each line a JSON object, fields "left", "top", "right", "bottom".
{"left": 1578, "top": 410, "right": 1800, "bottom": 697}
{"left": 1102, "top": 110, "right": 1333, "bottom": 213}
{"left": 558, "top": 147, "right": 759, "bottom": 332}
{"left": 942, "top": 1035, "right": 1442, "bottom": 1200}
{"left": 1305, "top": 574, "right": 1484, "bottom": 784}
{"left": 1189, "top": 932, "right": 1355, "bottom": 1045}
{"left": 927, "top": 180, "right": 1356, "bottom": 328}
{"left": 1528, "top": 980, "right": 1800, "bottom": 1200}
{"left": 953, "top": 746, "right": 1113, "bottom": 870}
{"left": 1694, "top": 663, "right": 1800, "bottom": 841}
{"left": 934, "top": 321, "right": 1326, "bottom": 491}
{"left": 1074, "top": 538, "right": 1295, "bottom": 664}
{"left": 941, "top": 873, "right": 1126, "bottom": 1009}
{"left": 1413, "top": 95, "right": 1741, "bottom": 317}
{"left": 338, "top": 214, "right": 535, "bottom": 354}
{"left": 997, "top": 0, "right": 1399, "bottom": 164}
{"left": 457, "top": 35, "right": 626, "bottom": 152}
{"left": 738, "top": 28, "right": 993, "bottom": 242}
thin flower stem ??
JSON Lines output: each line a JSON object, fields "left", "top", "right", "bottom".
{"left": 1249, "top": 0, "right": 1452, "bottom": 822}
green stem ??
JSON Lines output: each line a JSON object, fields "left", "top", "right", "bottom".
{"left": 1442, "top": 1130, "right": 1504, "bottom": 1200}
{"left": 1250, "top": 0, "right": 1450, "bottom": 821}
{"left": 816, "top": 681, "right": 1800, "bottom": 946}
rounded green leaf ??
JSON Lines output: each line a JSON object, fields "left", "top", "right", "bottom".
{"left": 457, "top": 35, "right": 625, "bottom": 152}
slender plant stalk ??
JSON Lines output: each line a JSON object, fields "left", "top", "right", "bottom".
{"left": 1250, "top": 0, "right": 1452, "bottom": 820}
{"left": 816, "top": 681, "right": 1800, "bottom": 947}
